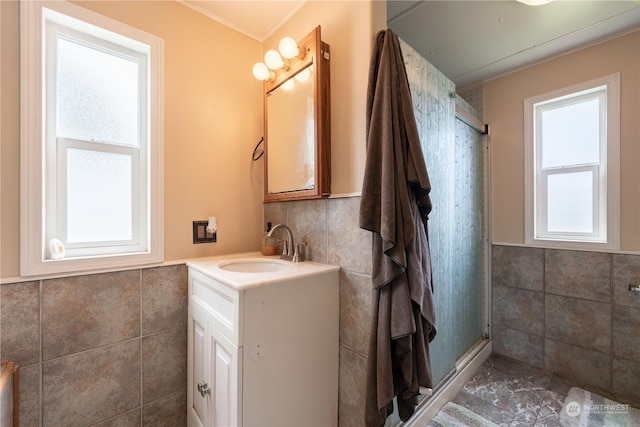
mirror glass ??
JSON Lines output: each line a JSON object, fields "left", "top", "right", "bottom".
{"left": 266, "top": 65, "right": 315, "bottom": 194}
{"left": 263, "top": 26, "right": 330, "bottom": 203}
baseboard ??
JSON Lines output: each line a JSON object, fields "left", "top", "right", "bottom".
{"left": 404, "top": 339, "right": 492, "bottom": 426}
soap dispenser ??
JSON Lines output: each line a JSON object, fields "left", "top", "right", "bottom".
{"left": 261, "top": 222, "right": 277, "bottom": 256}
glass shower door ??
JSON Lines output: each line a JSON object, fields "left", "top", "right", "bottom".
{"left": 400, "top": 39, "right": 487, "bottom": 387}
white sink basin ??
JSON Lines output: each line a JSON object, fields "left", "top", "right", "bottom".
{"left": 219, "top": 259, "right": 291, "bottom": 273}
{"left": 187, "top": 252, "right": 340, "bottom": 290}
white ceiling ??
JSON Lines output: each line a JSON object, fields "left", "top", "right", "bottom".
{"left": 180, "top": 0, "right": 640, "bottom": 88}
{"left": 179, "top": 0, "right": 306, "bottom": 41}
{"left": 389, "top": 1, "right": 640, "bottom": 88}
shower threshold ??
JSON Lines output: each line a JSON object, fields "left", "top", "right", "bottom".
{"left": 404, "top": 338, "right": 492, "bottom": 426}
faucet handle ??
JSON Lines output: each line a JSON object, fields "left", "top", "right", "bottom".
{"left": 293, "top": 242, "right": 307, "bottom": 263}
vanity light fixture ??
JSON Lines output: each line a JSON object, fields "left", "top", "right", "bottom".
{"left": 264, "top": 49, "right": 285, "bottom": 70}
{"left": 252, "top": 35, "right": 306, "bottom": 82}
{"left": 279, "top": 37, "right": 299, "bottom": 59}
{"left": 252, "top": 62, "right": 273, "bottom": 81}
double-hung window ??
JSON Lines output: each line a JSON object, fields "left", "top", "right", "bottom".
{"left": 21, "top": 1, "right": 164, "bottom": 276}
{"left": 524, "top": 73, "right": 620, "bottom": 250}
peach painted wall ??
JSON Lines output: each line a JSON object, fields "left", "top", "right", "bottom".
{"left": 1, "top": 1, "right": 265, "bottom": 279}
{"left": 485, "top": 31, "right": 640, "bottom": 251}
{"left": 0, "top": 1, "right": 20, "bottom": 279}
{"left": 263, "top": 0, "right": 387, "bottom": 196}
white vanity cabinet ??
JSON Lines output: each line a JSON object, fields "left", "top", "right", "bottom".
{"left": 186, "top": 255, "right": 339, "bottom": 427}
{"left": 188, "top": 302, "right": 241, "bottom": 427}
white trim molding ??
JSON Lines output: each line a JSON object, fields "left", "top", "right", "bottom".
{"left": 524, "top": 73, "right": 620, "bottom": 252}
{"left": 21, "top": 1, "right": 164, "bottom": 276}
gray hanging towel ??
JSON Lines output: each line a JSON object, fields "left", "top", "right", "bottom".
{"left": 359, "top": 28, "right": 437, "bottom": 427}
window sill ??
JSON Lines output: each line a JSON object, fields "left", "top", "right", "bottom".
{"left": 523, "top": 237, "right": 619, "bottom": 252}
{"left": 20, "top": 250, "right": 164, "bottom": 278}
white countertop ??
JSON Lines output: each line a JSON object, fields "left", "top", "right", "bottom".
{"left": 186, "top": 252, "right": 340, "bottom": 290}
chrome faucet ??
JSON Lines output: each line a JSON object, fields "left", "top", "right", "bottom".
{"left": 266, "top": 224, "right": 305, "bottom": 262}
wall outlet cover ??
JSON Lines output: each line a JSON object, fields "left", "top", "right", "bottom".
{"left": 193, "top": 220, "right": 217, "bottom": 244}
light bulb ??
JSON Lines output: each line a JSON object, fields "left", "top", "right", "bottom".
{"left": 252, "top": 62, "right": 271, "bottom": 81}
{"left": 295, "top": 68, "right": 311, "bottom": 83}
{"left": 264, "top": 50, "right": 284, "bottom": 70}
{"left": 279, "top": 37, "right": 299, "bottom": 59}
{"left": 281, "top": 79, "right": 294, "bottom": 91}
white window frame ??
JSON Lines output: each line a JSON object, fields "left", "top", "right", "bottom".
{"left": 524, "top": 73, "right": 620, "bottom": 251}
{"left": 21, "top": 1, "right": 164, "bottom": 276}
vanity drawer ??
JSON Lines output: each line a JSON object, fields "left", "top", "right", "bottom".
{"left": 189, "top": 268, "right": 242, "bottom": 346}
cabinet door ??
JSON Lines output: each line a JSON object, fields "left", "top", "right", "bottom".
{"left": 188, "top": 308, "right": 210, "bottom": 427}
{"left": 210, "top": 326, "right": 242, "bottom": 427}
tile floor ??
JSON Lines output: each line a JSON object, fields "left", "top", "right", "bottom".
{"left": 432, "top": 353, "right": 638, "bottom": 427}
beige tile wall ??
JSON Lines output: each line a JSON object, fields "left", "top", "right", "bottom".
{"left": 0, "top": 264, "right": 188, "bottom": 426}
{"left": 12, "top": 212, "right": 635, "bottom": 426}
{"left": 492, "top": 244, "right": 640, "bottom": 407}
{"left": 1, "top": 197, "right": 372, "bottom": 427}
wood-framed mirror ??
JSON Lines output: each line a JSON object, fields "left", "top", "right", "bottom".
{"left": 263, "top": 26, "right": 331, "bottom": 202}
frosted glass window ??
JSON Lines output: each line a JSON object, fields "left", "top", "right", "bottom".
{"left": 21, "top": 1, "right": 163, "bottom": 275}
{"left": 547, "top": 171, "right": 593, "bottom": 233}
{"left": 525, "top": 74, "right": 619, "bottom": 249}
{"left": 541, "top": 97, "right": 600, "bottom": 168}
{"left": 66, "top": 148, "right": 132, "bottom": 243}
{"left": 57, "top": 36, "right": 139, "bottom": 146}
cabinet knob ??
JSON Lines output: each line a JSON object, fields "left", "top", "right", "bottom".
{"left": 197, "top": 381, "right": 211, "bottom": 398}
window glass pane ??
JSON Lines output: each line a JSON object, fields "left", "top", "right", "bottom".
{"left": 67, "top": 148, "right": 132, "bottom": 243}
{"left": 57, "top": 36, "right": 139, "bottom": 146}
{"left": 541, "top": 97, "right": 600, "bottom": 168}
{"left": 547, "top": 171, "right": 593, "bottom": 233}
